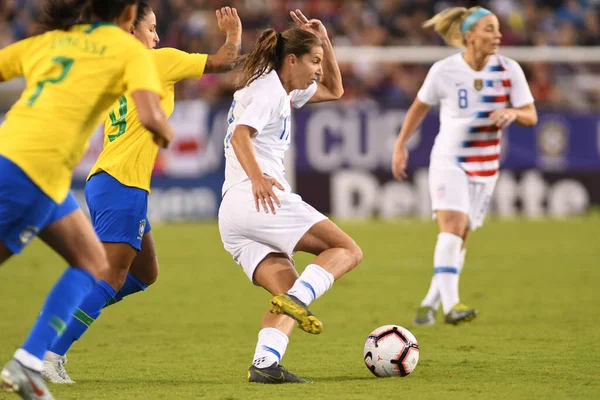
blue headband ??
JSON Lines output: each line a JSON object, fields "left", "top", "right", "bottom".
{"left": 461, "top": 8, "right": 492, "bottom": 35}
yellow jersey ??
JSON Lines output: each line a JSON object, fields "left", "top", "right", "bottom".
{"left": 0, "top": 22, "right": 163, "bottom": 203}
{"left": 89, "top": 48, "right": 208, "bottom": 192}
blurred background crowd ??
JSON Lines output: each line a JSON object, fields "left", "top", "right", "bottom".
{"left": 1, "top": 0, "right": 599, "bottom": 110}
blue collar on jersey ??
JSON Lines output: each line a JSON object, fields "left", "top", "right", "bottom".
{"left": 461, "top": 8, "right": 492, "bottom": 35}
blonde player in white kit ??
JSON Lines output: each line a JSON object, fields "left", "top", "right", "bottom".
{"left": 219, "top": 10, "right": 362, "bottom": 383}
{"left": 392, "top": 6, "right": 538, "bottom": 326}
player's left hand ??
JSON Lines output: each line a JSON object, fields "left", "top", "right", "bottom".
{"left": 290, "top": 9, "right": 328, "bottom": 40}
{"left": 490, "top": 108, "right": 517, "bottom": 128}
{"left": 216, "top": 6, "right": 241, "bottom": 36}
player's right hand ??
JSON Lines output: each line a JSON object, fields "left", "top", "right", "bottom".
{"left": 392, "top": 145, "right": 409, "bottom": 180}
{"left": 154, "top": 125, "right": 175, "bottom": 149}
{"left": 251, "top": 175, "right": 284, "bottom": 214}
{"left": 216, "top": 7, "right": 241, "bottom": 36}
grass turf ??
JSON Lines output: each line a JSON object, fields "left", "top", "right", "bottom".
{"left": 1, "top": 218, "right": 599, "bottom": 399}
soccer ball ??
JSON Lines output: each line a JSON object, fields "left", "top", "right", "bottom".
{"left": 363, "top": 325, "right": 419, "bottom": 377}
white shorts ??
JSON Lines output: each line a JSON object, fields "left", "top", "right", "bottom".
{"left": 218, "top": 180, "right": 328, "bottom": 282}
{"left": 429, "top": 167, "right": 497, "bottom": 231}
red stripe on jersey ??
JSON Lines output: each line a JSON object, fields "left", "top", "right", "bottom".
{"left": 465, "top": 169, "right": 498, "bottom": 177}
{"left": 481, "top": 94, "right": 510, "bottom": 103}
{"left": 463, "top": 139, "right": 500, "bottom": 148}
{"left": 470, "top": 125, "right": 499, "bottom": 133}
{"left": 459, "top": 154, "right": 500, "bottom": 163}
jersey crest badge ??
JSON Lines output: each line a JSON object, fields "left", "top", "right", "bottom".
{"left": 138, "top": 219, "right": 146, "bottom": 240}
{"left": 18, "top": 226, "right": 39, "bottom": 246}
{"left": 474, "top": 79, "right": 483, "bottom": 91}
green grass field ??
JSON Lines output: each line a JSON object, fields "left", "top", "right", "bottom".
{"left": 1, "top": 218, "right": 599, "bottom": 399}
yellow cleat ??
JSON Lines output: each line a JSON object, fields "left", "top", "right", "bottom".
{"left": 269, "top": 294, "right": 323, "bottom": 334}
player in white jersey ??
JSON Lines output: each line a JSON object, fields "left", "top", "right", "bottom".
{"left": 391, "top": 6, "right": 538, "bottom": 326}
{"left": 219, "top": 10, "right": 361, "bottom": 383}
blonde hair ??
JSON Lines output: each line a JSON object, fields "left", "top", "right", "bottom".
{"left": 423, "top": 6, "right": 487, "bottom": 49}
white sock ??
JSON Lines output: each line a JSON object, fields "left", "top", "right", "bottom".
{"left": 420, "top": 275, "right": 441, "bottom": 311}
{"left": 14, "top": 349, "right": 43, "bottom": 372}
{"left": 286, "top": 264, "right": 334, "bottom": 305}
{"left": 252, "top": 328, "right": 289, "bottom": 368}
{"left": 433, "top": 233, "right": 463, "bottom": 315}
{"left": 421, "top": 248, "right": 466, "bottom": 311}
{"left": 458, "top": 249, "right": 467, "bottom": 272}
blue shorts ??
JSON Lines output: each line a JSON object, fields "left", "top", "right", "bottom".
{"left": 0, "top": 156, "right": 79, "bottom": 254}
{"left": 85, "top": 172, "right": 151, "bottom": 251}
{"left": 48, "top": 191, "right": 80, "bottom": 226}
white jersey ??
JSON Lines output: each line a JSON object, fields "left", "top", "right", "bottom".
{"left": 418, "top": 53, "right": 534, "bottom": 181}
{"left": 222, "top": 70, "right": 317, "bottom": 195}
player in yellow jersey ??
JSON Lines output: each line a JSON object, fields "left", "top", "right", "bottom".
{"left": 0, "top": 0, "right": 176, "bottom": 398}
{"left": 41, "top": 2, "right": 242, "bottom": 384}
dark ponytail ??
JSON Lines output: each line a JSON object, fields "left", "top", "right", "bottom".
{"left": 134, "top": 0, "right": 152, "bottom": 28}
{"left": 238, "top": 27, "right": 321, "bottom": 88}
{"left": 89, "top": 0, "right": 138, "bottom": 23}
{"left": 237, "top": 29, "right": 280, "bottom": 88}
{"left": 40, "top": 0, "right": 138, "bottom": 32}
{"left": 40, "top": 0, "right": 90, "bottom": 31}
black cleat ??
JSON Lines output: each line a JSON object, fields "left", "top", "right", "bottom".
{"left": 248, "top": 363, "right": 311, "bottom": 384}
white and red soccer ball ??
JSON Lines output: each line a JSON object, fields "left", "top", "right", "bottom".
{"left": 363, "top": 325, "right": 420, "bottom": 377}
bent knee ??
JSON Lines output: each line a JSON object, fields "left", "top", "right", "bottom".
{"left": 79, "top": 248, "right": 110, "bottom": 280}
{"left": 144, "top": 264, "right": 159, "bottom": 286}
{"left": 131, "top": 259, "right": 160, "bottom": 286}
{"left": 146, "top": 276, "right": 158, "bottom": 286}
{"left": 440, "top": 224, "right": 467, "bottom": 237}
{"left": 438, "top": 216, "right": 468, "bottom": 236}
{"left": 347, "top": 242, "right": 363, "bottom": 269}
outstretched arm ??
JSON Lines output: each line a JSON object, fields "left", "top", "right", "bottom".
{"left": 205, "top": 6, "right": 242, "bottom": 73}
{"left": 291, "top": 9, "right": 343, "bottom": 103}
